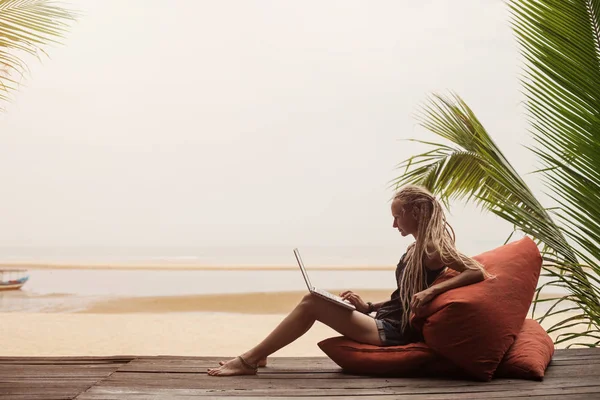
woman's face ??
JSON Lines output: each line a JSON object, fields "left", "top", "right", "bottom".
{"left": 391, "top": 199, "right": 418, "bottom": 237}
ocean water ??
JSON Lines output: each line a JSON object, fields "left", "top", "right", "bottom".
{"left": 0, "top": 267, "right": 573, "bottom": 314}
{"left": 0, "top": 268, "right": 396, "bottom": 312}
{"left": 9, "top": 268, "right": 398, "bottom": 297}
{"left": 0, "top": 245, "right": 405, "bottom": 314}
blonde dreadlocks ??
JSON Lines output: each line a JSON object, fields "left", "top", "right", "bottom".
{"left": 393, "top": 185, "right": 490, "bottom": 332}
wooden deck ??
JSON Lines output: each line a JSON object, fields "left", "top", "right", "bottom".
{"left": 2, "top": 349, "right": 599, "bottom": 399}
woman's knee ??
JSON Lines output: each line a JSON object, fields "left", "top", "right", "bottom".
{"left": 297, "top": 293, "right": 320, "bottom": 315}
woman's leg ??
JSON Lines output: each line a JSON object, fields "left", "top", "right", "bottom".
{"left": 207, "top": 293, "right": 381, "bottom": 376}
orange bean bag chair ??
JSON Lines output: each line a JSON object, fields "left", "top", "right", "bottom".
{"left": 318, "top": 319, "right": 554, "bottom": 380}
{"left": 318, "top": 237, "right": 548, "bottom": 381}
{"left": 495, "top": 318, "right": 555, "bottom": 380}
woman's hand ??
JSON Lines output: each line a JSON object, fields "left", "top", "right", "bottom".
{"left": 410, "top": 287, "right": 437, "bottom": 312}
{"left": 339, "top": 290, "right": 369, "bottom": 313}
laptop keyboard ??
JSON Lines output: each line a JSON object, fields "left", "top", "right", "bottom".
{"left": 316, "top": 288, "right": 344, "bottom": 302}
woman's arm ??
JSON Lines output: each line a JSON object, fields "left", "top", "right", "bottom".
{"left": 370, "top": 300, "right": 387, "bottom": 312}
{"left": 411, "top": 248, "right": 485, "bottom": 310}
{"left": 429, "top": 268, "right": 484, "bottom": 297}
{"left": 425, "top": 244, "right": 485, "bottom": 295}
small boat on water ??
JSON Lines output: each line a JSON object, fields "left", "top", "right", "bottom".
{"left": 0, "top": 269, "right": 29, "bottom": 291}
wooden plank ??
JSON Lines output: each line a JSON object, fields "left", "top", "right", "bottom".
{"left": 130, "top": 356, "right": 339, "bottom": 367}
{"left": 549, "top": 354, "right": 600, "bottom": 362}
{"left": 84, "top": 362, "right": 600, "bottom": 400}
{"left": 115, "top": 359, "right": 581, "bottom": 373}
{"left": 95, "top": 374, "right": 394, "bottom": 390}
{"left": 139, "top": 348, "right": 600, "bottom": 362}
{"left": 414, "top": 387, "right": 600, "bottom": 399}
{"left": 0, "top": 363, "right": 124, "bottom": 371}
{"left": 0, "top": 356, "right": 134, "bottom": 364}
{"left": 0, "top": 348, "right": 596, "bottom": 364}
{"left": 0, "top": 380, "right": 106, "bottom": 387}
{"left": 547, "top": 358, "right": 600, "bottom": 366}
{"left": 0, "top": 357, "right": 134, "bottom": 365}
{"left": 543, "top": 363, "right": 599, "bottom": 377}
{"left": 109, "top": 349, "right": 600, "bottom": 373}
{"left": 0, "top": 386, "right": 90, "bottom": 396}
{"left": 0, "top": 396, "right": 74, "bottom": 400}
{"left": 0, "top": 359, "right": 127, "bottom": 400}
{"left": 77, "top": 384, "right": 600, "bottom": 399}
{"left": 0, "top": 364, "right": 124, "bottom": 379}
{"left": 118, "top": 363, "right": 339, "bottom": 374}
{"left": 2, "top": 351, "right": 599, "bottom": 399}
{"left": 552, "top": 348, "right": 600, "bottom": 357}
{"left": 77, "top": 387, "right": 392, "bottom": 399}
{"left": 92, "top": 372, "right": 600, "bottom": 392}
{"left": 114, "top": 359, "right": 599, "bottom": 378}
{"left": 75, "top": 395, "right": 598, "bottom": 400}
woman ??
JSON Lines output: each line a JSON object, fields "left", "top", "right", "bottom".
{"left": 208, "top": 185, "right": 488, "bottom": 376}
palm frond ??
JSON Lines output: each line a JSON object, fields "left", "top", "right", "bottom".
{"left": 508, "top": 0, "right": 600, "bottom": 345}
{"left": 392, "top": 93, "right": 578, "bottom": 263}
{"left": 510, "top": 0, "right": 600, "bottom": 261}
{"left": 0, "top": 0, "right": 77, "bottom": 107}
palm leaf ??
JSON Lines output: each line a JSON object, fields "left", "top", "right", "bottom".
{"left": 510, "top": 0, "right": 600, "bottom": 257}
{"left": 0, "top": 0, "right": 77, "bottom": 107}
{"left": 392, "top": 93, "right": 577, "bottom": 264}
{"left": 508, "top": 0, "right": 600, "bottom": 344}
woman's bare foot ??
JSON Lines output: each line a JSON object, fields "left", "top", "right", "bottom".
{"left": 207, "top": 356, "right": 258, "bottom": 377}
{"left": 219, "top": 357, "right": 267, "bottom": 367}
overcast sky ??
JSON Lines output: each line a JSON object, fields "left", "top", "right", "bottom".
{"left": 0, "top": 0, "right": 542, "bottom": 259}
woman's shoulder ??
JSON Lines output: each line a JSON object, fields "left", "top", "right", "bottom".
{"left": 397, "top": 250, "right": 411, "bottom": 268}
{"left": 399, "top": 243, "right": 415, "bottom": 261}
{"left": 422, "top": 241, "right": 448, "bottom": 271}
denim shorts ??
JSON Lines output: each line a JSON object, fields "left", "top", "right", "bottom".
{"left": 375, "top": 318, "right": 409, "bottom": 346}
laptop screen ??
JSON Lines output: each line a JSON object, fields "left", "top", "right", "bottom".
{"left": 293, "top": 248, "right": 313, "bottom": 290}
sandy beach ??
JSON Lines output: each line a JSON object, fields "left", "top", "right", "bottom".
{"left": 0, "top": 312, "right": 340, "bottom": 357}
{"left": 0, "top": 310, "right": 590, "bottom": 358}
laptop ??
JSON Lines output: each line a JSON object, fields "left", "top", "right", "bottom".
{"left": 293, "top": 248, "right": 356, "bottom": 310}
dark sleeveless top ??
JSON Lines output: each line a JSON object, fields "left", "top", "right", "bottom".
{"left": 375, "top": 252, "right": 446, "bottom": 341}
